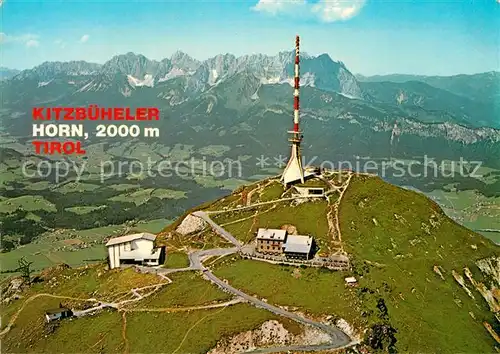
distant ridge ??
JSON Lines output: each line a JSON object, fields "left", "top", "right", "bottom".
{"left": 12, "top": 50, "right": 363, "bottom": 99}
{"left": 0, "top": 67, "right": 20, "bottom": 81}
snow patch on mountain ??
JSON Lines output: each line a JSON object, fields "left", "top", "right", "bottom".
{"left": 121, "top": 86, "right": 133, "bottom": 97}
{"left": 301, "top": 72, "right": 316, "bottom": 87}
{"left": 76, "top": 79, "right": 112, "bottom": 92}
{"left": 208, "top": 69, "right": 219, "bottom": 85}
{"left": 260, "top": 76, "right": 282, "bottom": 85}
{"left": 206, "top": 100, "right": 215, "bottom": 113}
{"left": 77, "top": 80, "right": 95, "bottom": 92}
{"left": 158, "top": 68, "right": 186, "bottom": 82}
{"left": 38, "top": 80, "right": 53, "bottom": 87}
{"left": 127, "top": 74, "right": 154, "bottom": 88}
{"left": 339, "top": 92, "right": 357, "bottom": 99}
{"left": 266, "top": 73, "right": 315, "bottom": 87}
{"left": 169, "top": 97, "right": 188, "bottom": 106}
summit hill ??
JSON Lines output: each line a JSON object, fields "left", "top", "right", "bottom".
{"left": 1, "top": 171, "right": 499, "bottom": 353}
{"left": 159, "top": 170, "right": 500, "bottom": 353}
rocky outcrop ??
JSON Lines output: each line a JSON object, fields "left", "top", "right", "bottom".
{"left": 464, "top": 264, "right": 500, "bottom": 313}
{"left": 483, "top": 322, "right": 500, "bottom": 344}
{"left": 175, "top": 214, "right": 207, "bottom": 235}
{"left": 477, "top": 256, "right": 500, "bottom": 285}
{"left": 452, "top": 257, "right": 500, "bottom": 345}
{"left": 207, "top": 319, "right": 332, "bottom": 353}
{"left": 1, "top": 278, "right": 25, "bottom": 304}
{"left": 452, "top": 270, "right": 475, "bottom": 299}
{"left": 335, "top": 318, "right": 360, "bottom": 342}
{"left": 433, "top": 265, "right": 445, "bottom": 280}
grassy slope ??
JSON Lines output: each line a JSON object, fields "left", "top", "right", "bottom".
{"left": 1, "top": 265, "right": 160, "bottom": 324}
{"left": 256, "top": 200, "right": 329, "bottom": 249}
{"left": 260, "top": 182, "right": 284, "bottom": 201}
{"left": 3, "top": 174, "right": 498, "bottom": 353}
{"left": 211, "top": 174, "right": 499, "bottom": 352}
{"left": 339, "top": 175, "right": 498, "bottom": 353}
{"left": 0, "top": 265, "right": 160, "bottom": 350}
{"left": 125, "top": 304, "right": 273, "bottom": 353}
{"left": 163, "top": 252, "right": 190, "bottom": 269}
{"left": 0, "top": 265, "right": 280, "bottom": 353}
{"left": 214, "top": 258, "right": 361, "bottom": 327}
{"left": 134, "top": 271, "right": 232, "bottom": 308}
{"left": 210, "top": 199, "right": 330, "bottom": 250}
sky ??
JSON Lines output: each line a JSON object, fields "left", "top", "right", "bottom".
{"left": 0, "top": 0, "right": 499, "bottom": 75}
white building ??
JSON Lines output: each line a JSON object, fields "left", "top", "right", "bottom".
{"left": 345, "top": 276, "right": 358, "bottom": 286}
{"left": 105, "top": 232, "right": 165, "bottom": 269}
{"left": 45, "top": 308, "right": 73, "bottom": 323}
{"left": 294, "top": 186, "right": 325, "bottom": 198}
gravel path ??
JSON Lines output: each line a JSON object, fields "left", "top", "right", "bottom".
{"left": 3, "top": 180, "right": 358, "bottom": 353}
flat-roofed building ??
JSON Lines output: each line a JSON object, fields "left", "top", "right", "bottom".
{"left": 345, "top": 276, "right": 358, "bottom": 286}
{"left": 294, "top": 186, "right": 325, "bottom": 198}
{"left": 283, "top": 235, "right": 314, "bottom": 260}
{"left": 256, "top": 228, "right": 287, "bottom": 254}
{"left": 105, "top": 232, "right": 166, "bottom": 269}
{"left": 45, "top": 308, "right": 73, "bottom": 323}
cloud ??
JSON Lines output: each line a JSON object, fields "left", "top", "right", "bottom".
{"left": 252, "top": 0, "right": 306, "bottom": 15}
{"left": 26, "top": 39, "right": 39, "bottom": 48}
{"left": 0, "top": 33, "right": 40, "bottom": 47}
{"left": 311, "top": 0, "right": 365, "bottom": 22}
{"left": 80, "top": 34, "right": 89, "bottom": 43}
{"left": 252, "top": 0, "right": 365, "bottom": 22}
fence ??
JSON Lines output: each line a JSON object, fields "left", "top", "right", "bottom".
{"left": 239, "top": 251, "right": 350, "bottom": 271}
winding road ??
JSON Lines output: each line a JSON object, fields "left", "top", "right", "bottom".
{"left": 193, "top": 211, "right": 243, "bottom": 247}
{"left": 202, "top": 269, "right": 351, "bottom": 349}
{"left": 181, "top": 211, "right": 356, "bottom": 352}
{"left": 3, "top": 181, "right": 357, "bottom": 353}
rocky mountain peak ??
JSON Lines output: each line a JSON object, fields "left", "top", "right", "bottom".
{"left": 170, "top": 51, "right": 201, "bottom": 72}
{"left": 9, "top": 49, "right": 364, "bottom": 99}
{"left": 101, "top": 52, "right": 173, "bottom": 81}
{"left": 15, "top": 60, "right": 101, "bottom": 81}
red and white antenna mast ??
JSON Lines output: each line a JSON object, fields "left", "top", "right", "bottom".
{"left": 281, "top": 35, "right": 305, "bottom": 186}
{"left": 293, "top": 35, "right": 300, "bottom": 134}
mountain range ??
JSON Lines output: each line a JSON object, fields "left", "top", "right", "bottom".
{"left": 2, "top": 50, "right": 499, "bottom": 126}
{"left": 1, "top": 49, "right": 499, "bottom": 265}
{"left": 1, "top": 50, "right": 499, "bottom": 173}
{"left": 356, "top": 72, "right": 500, "bottom": 102}
{"left": 0, "top": 67, "right": 20, "bottom": 81}
{"left": 1, "top": 49, "right": 499, "bottom": 354}
{"left": 5, "top": 50, "right": 363, "bottom": 98}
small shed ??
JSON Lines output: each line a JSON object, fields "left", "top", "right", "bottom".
{"left": 344, "top": 276, "right": 358, "bottom": 286}
{"left": 294, "top": 187, "right": 325, "bottom": 198}
{"left": 45, "top": 308, "right": 73, "bottom": 323}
